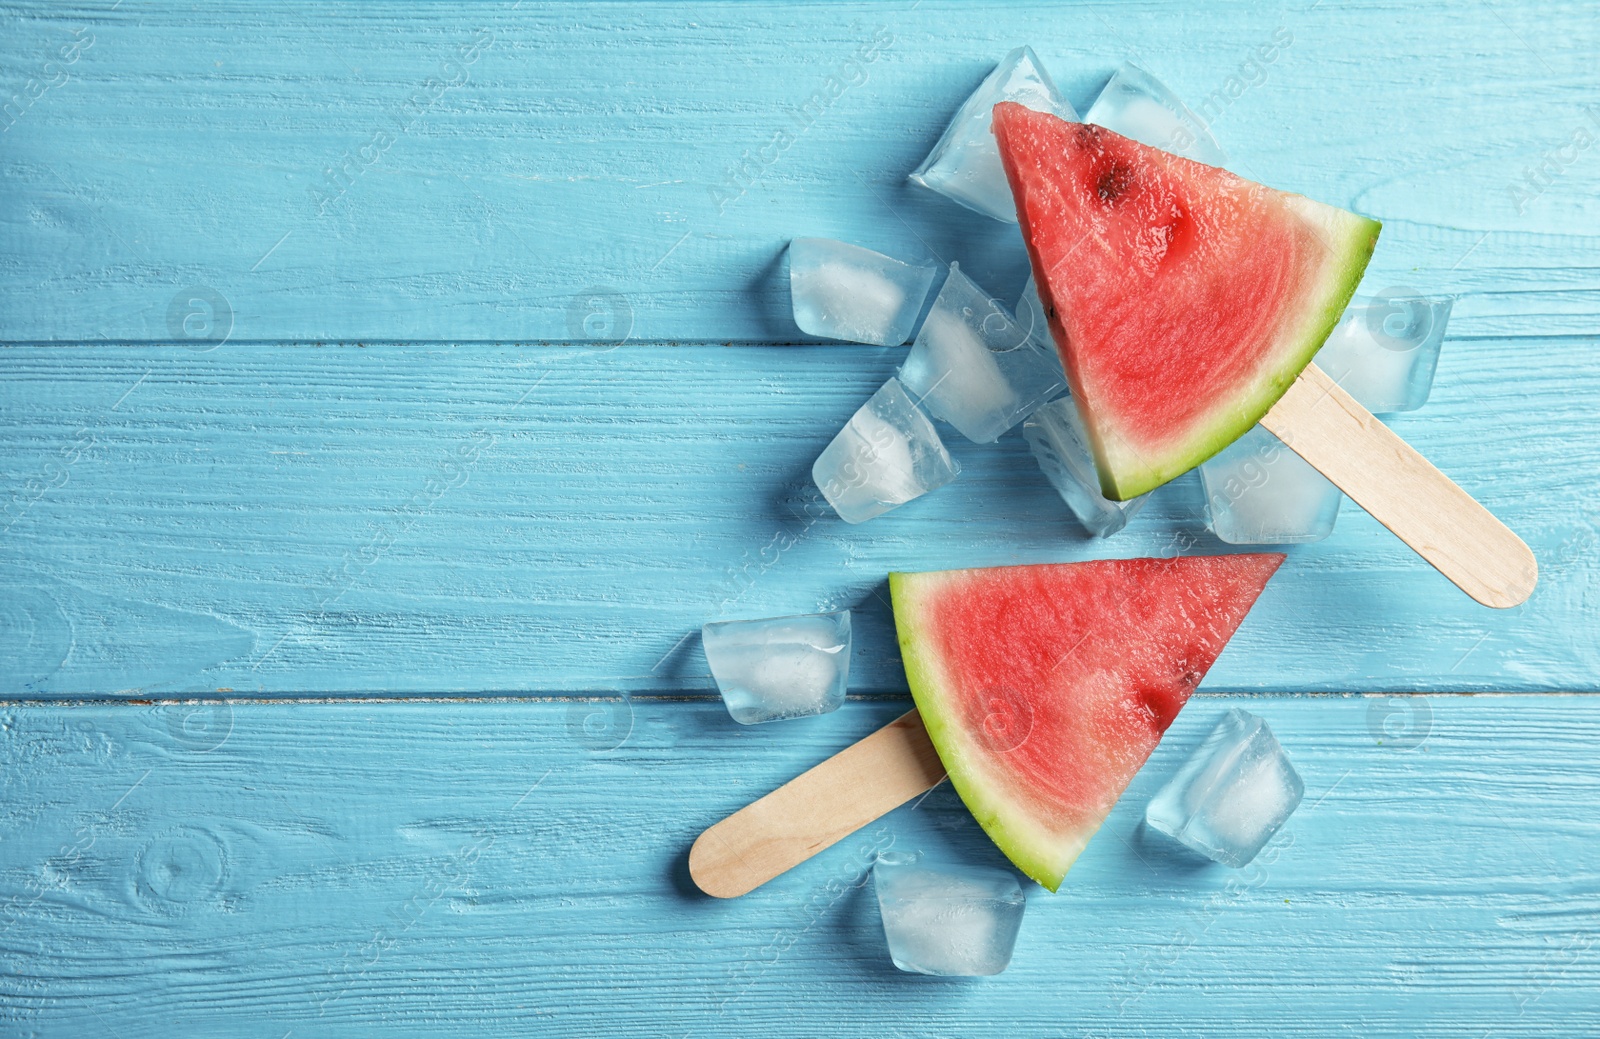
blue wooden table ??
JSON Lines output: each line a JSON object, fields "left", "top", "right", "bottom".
{"left": 3, "top": 2, "right": 1599, "bottom": 1035}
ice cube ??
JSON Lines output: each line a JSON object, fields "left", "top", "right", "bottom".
{"left": 1199, "top": 424, "right": 1342, "bottom": 544}
{"left": 1084, "top": 61, "right": 1228, "bottom": 166}
{"left": 788, "top": 238, "right": 941, "bottom": 346}
{"left": 1145, "top": 708, "right": 1305, "bottom": 868}
{"left": 1015, "top": 272, "right": 1054, "bottom": 352}
{"left": 1315, "top": 293, "right": 1455, "bottom": 414}
{"left": 812, "top": 378, "right": 960, "bottom": 524}
{"left": 1022, "top": 398, "right": 1148, "bottom": 537}
{"left": 701, "top": 610, "right": 851, "bottom": 725}
{"left": 898, "top": 264, "right": 1066, "bottom": 444}
{"left": 909, "top": 46, "right": 1077, "bottom": 222}
{"left": 873, "top": 858, "right": 1026, "bottom": 976}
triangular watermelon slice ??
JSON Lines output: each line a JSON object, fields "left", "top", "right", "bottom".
{"left": 993, "top": 102, "right": 1381, "bottom": 500}
{"left": 890, "top": 554, "right": 1283, "bottom": 891}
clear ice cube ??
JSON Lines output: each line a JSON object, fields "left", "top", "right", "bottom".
{"left": 1314, "top": 293, "right": 1455, "bottom": 414}
{"left": 701, "top": 610, "right": 851, "bottom": 725}
{"left": 812, "top": 378, "right": 960, "bottom": 524}
{"left": 898, "top": 264, "right": 1066, "bottom": 444}
{"left": 909, "top": 46, "right": 1077, "bottom": 223}
{"left": 1022, "top": 398, "right": 1148, "bottom": 537}
{"left": 788, "top": 238, "right": 942, "bottom": 346}
{"left": 873, "top": 858, "right": 1026, "bottom": 976}
{"left": 1015, "top": 272, "right": 1054, "bottom": 352}
{"left": 1084, "top": 61, "right": 1228, "bottom": 166}
{"left": 1199, "top": 424, "right": 1342, "bottom": 544}
{"left": 1145, "top": 708, "right": 1305, "bottom": 868}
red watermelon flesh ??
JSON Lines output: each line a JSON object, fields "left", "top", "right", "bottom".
{"left": 890, "top": 554, "right": 1284, "bottom": 891}
{"left": 993, "top": 102, "right": 1380, "bottom": 500}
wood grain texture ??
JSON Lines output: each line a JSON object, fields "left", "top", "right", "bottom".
{"left": 2, "top": 1, "right": 1599, "bottom": 342}
{"left": 2, "top": 2, "right": 1599, "bottom": 1034}
{"left": 691, "top": 709, "right": 944, "bottom": 897}
{"left": 0, "top": 338, "right": 1595, "bottom": 696}
{"left": 1264, "top": 363, "right": 1538, "bottom": 608}
{"left": 2, "top": 696, "right": 1597, "bottom": 1038}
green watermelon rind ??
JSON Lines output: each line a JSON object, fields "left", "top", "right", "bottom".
{"left": 1094, "top": 202, "right": 1382, "bottom": 501}
{"left": 889, "top": 570, "right": 1079, "bottom": 892}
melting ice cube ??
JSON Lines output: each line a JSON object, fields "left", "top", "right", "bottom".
{"left": 701, "top": 610, "right": 852, "bottom": 725}
{"left": 898, "top": 264, "right": 1066, "bottom": 444}
{"left": 1145, "top": 708, "right": 1305, "bottom": 868}
{"left": 874, "top": 858, "right": 1026, "bottom": 976}
{"left": 788, "top": 238, "right": 941, "bottom": 346}
{"left": 1199, "top": 425, "right": 1342, "bottom": 544}
{"left": 812, "top": 378, "right": 960, "bottom": 524}
{"left": 1084, "top": 61, "right": 1228, "bottom": 166}
{"left": 1015, "top": 272, "right": 1053, "bottom": 351}
{"left": 1023, "top": 398, "right": 1148, "bottom": 537}
{"left": 1315, "top": 293, "right": 1455, "bottom": 414}
{"left": 909, "top": 46, "right": 1077, "bottom": 222}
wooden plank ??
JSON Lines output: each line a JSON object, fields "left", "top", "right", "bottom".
{"left": 1, "top": 695, "right": 1596, "bottom": 1037}
{"left": 2, "top": 1, "right": 1598, "bottom": 343}
{"left": 1, "top": 338, "right": 1595, "bottom": 696}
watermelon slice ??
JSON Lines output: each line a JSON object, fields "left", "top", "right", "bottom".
{"left": 890, "top": 554, "right": 1283, "bottom": 890}
{"left": 993, "top": 102, "right": 1381, "bottom": 500}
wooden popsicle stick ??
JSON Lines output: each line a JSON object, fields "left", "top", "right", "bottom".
{"left": 1261, "top": 362, "right": 1537, "bottom": 609}
{"left": 689, "top": 709, "right": 945, "bottom": 898}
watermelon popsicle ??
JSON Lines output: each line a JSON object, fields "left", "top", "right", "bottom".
{"left": 991, "top": 103, "right": 1536, "bottom": 609}
{"left": 690, "top": 555, "right": 1281, "bottom": 897}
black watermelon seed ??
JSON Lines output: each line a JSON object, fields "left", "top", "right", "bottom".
{"left": 1097, "top": 161, "right": 1134, "bottom": 202}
